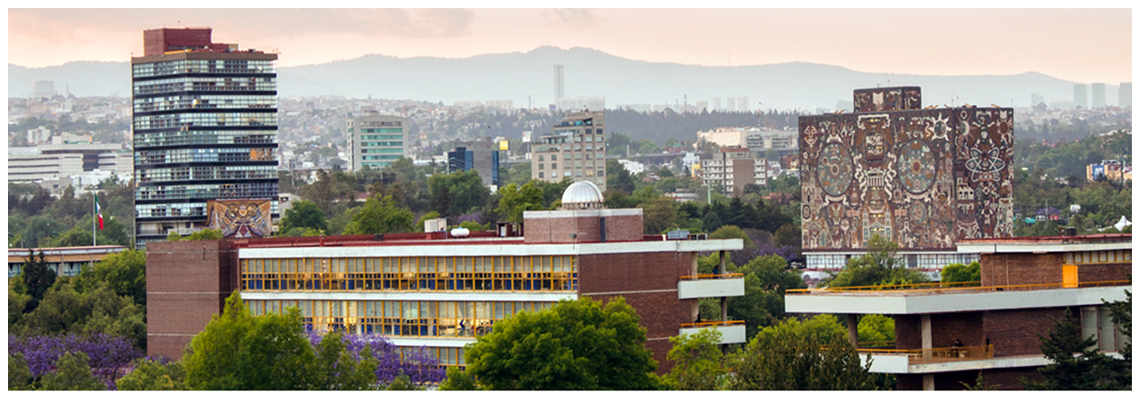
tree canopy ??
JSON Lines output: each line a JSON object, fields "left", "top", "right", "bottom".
{"left": 727, "top": 315, "right": 875, "bottom": 390}
{"left": 342, "top": 195, "right": 415, "bottom": 235}
{"left": 458, "top": 297, "right": 663, "bottom": 390}
{"left": 278, "top": 200, "right": 328, "bottom": 234}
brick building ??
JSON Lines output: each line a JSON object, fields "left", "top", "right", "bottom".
{"left": 786, "top": 233, "right": 1131, "bottom": 390}
{"left": 799, "top": 86, "right": 1014, "bottom": 275}
{"left": 146, "top": 182, "right": 744, "bottom": 372}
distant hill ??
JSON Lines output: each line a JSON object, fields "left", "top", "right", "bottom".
{"left": 8, "top": 46, "right": 1094, "bottom": 110}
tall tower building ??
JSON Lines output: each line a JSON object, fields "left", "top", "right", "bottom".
{"left": 530, "top": 111, "right": 606, "bottom": 191}
{"left": 726, "top": 97, "right": 736, "bottom": 112}
{"left": 347, "top": 111, "right": 408, "bottom": 171}
{"left": 1120, "top": 82, "right": 1132, "bottom": 108}
{"left": 131, "top": 28, "right": 279, "bottom": 247}
{"left": 1091, "top": 83, "right": 1106, "bottom": 108}
{"left": 740, "top": 96, "right": 749, "bottom": 112}
{"left": 713, "top": 97, "right": 721, "bottom": 111}
{"left": 1073, "top": 83, "right": 1089, "bottom": 109}
{"left": 553, "top": 65, "right": 565, "bottom": 104}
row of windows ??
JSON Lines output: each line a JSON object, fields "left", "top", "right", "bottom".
{"left": 362, "top": 162, "right": 394, "bottom": 169}
{"left": 243, "top": 271, "right": 577, "bottom": 292}
{"left": 362, "top": 141, "right": 402, "bottom": 147}
{"left": 533, "top": 143, "right": 606, "bottom": 152}
{"left": 1063, "top": 250, "right": 1131, "bottom": 265}
{"left": 137, "top": 182, "right": 278, "bottom": 201}
{"left": 247, "top": 300, "right": 558, "bottom": 344}
{"left": 362, "top": 155, "right": 401, "bottom": 161}
{"left": 135, "top": 202, "right": 206, "bottom": 219}
{"left": 134, "top": 95, "right": 276, "bottom": 113}
{"left": 243, "top": 256, "right": 577, "bottom": 274}
{"left": 358, "top": 129, "right": 403, "bottom": 134}
{"left": 536, "top": 161, "right": 600, "bottom": 170}
{"left": 134, "top": 76, "right": 276, "bottom": 95}
{"left": 360, "top": 148, "right": 404, "bottom": 154}
{"left": 134, "top": 131, "right": 275, "bottom": 148}
{"left": 358, "top": 120, "right": 403, "bottom": 127}
{"left": 358, "top": 135, "right": 403, "bottom": 141}
{"left": 137, "top": 165, "right": 277, "bottom": 183}
{"left": 136, "top": 147, "right": 275, "bottom": 165}
{"left": 134, "top": 112, "right": 276, "bottom": 130}
{"left": 133, "top": 59, "right": 276, "bottom": 78}
{"left": 537, "top": 170, "right": 605, "bottom": 179}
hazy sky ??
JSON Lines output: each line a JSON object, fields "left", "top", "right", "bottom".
{"left": 6, "top": 7, "right": 1133, "bottom": 84}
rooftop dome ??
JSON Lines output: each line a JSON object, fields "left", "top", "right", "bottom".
{"left": 560, "top": 181, "right": 604, "bottom": 210}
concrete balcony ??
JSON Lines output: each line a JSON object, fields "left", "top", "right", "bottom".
{"left": 679, "top": 321, "right": 747, "bottom": 344}
{"left": 678, "top": 274, "right": 745, "bottom": 299}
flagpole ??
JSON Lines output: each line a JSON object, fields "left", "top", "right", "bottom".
{"left": 93, "top": 192, "right": 97, "bottom": 246}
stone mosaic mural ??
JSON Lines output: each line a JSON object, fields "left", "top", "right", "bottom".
{"left": 800, "top": 87, "right": 1014, "bottom": 251}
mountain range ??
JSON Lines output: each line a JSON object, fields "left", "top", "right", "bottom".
{"left": 8, "top": 46, "right": 1107, "bottom": 111}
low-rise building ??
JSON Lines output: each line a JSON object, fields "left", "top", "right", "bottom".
{"left": 786, "top": 233, "right": 1131, "bottom": 390}
{"left": 8, "top": 246, "right": 129, "bottom": 278}
{"left": 146, "top": 182, "right": 744, "bottom": 372}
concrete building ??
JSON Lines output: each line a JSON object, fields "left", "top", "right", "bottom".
{"left": 697, "top": 127, "right": 748, "bottom": 148}
{"left": 553, "top": 64, "right": 564, "bottom": 103}
{"left": 745, "top": 130, "right": 798, "bottom": 151}
{"left": 1030, "top": 93, "right": 1044, "bottom": 107}
{"left": 786, "top": 233, "right": 1131, "bottom": 390}
{"left": 530, "top": 111, "right": 607, "bottom": 191}
{"left": 799, "top": 87, "right": 1013, "bottom": 274}
{"left": 131, "top": 27, "right": 280, "bottom": 247}
{"left": 1120, "top": 82, "right": 1131, "bottom": 108}
{"left": 1073, "top": 83, "right": 1089, "bottom": 109}
{"left": 447, "top": 140, "right": 500, "bottom": 189}
{"left": 1090, "top": 83, "right": 1106, "bottom": 108}
{"left": 347, "top": 111, "right": 409, "bottom": 171}
{"left": 8, "top": 246, "right": 128, "bottom": 278}
{"left": 145, "top": 182, "right": 745, "bottom": 372}
{"left": 33, "top": 80, "right": 55, "bottom": 98}
{"left": 698, "top": 148, "right": 768, "bottom": 196}
{"left": 557, "top": 96, "right": 605, "bottom": 112}
{"left": 8, "top": 143, "right": 132, "bottom": 188}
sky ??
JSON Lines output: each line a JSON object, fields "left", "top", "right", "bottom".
{"left": 5, "top": 7, "right": 1134, "bottom": 84}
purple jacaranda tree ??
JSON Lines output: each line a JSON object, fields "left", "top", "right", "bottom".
{"left": 8, "top": 333, "right": 142, "bottom": 389}
{"left": 306, "top": 330, "right": 446, "bottom": 387}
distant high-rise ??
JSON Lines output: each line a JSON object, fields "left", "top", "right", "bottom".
{"left": 1031, "top": 93, "right": 1045, "bottom": 107}
{"left": 448, "top": 140, "right": 500, "bottom": 189}
{"left": 740, "top": 96, "right": 749, "bottom": 112}
{"left": 713, "top": 97, "right": 721, "bottom": 111}
{"left": 33, "top": 81, "right": 55, "bottom": 98}
{"left": 1091, "top": 83, "right": 1106, "bottom": 108}
{"left": 727, "top": 97, "right": 736, "bottom": 112}
{"left": 131, "top": 27, "right": 279, "bottom": 247}
{"left": 1120, "top": 82, "right": 1132, "bottom": 108}
{"left": 347, "top": 111, "right": 408, "bottom": 171}
{"left": 696, "top": 100, "right": 708, "bottom": 113}
{"left": 553, "top": 65, "right": 564, "bottom": 104}
{"left": 1073, "top": 83, "right": 1089, "bottom": 109}
{"left": 530, "top": 111, "right": 606, "bottom": 191}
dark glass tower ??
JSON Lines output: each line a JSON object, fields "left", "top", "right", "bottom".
{"left": 131, "top": 28, "right": 279, "bottom": 247}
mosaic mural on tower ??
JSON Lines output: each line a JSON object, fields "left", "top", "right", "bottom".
{"left": 800, "top": 87, "right": 1014, "bottom": 251}
{"left": 206, "top": 199, "right": 273, "bottom": 239}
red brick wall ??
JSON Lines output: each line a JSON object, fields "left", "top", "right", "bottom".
{"left": 146, "top": 240, "right": 236, "bottom": 360}
{"left": 980, "top": 253, "right": 1063, "bottom": 287}
{"left": 1075, "top": 263, "right": 1131, "bottom": 283}
{"left": 932, "top": 312, "right": 984, "bottom": 348}
{"left": 579, "top": 251, "right": 697, "bottom": 373}
{"left": 897, "top": 367, "right": 1042, "bottom": 390}
{"left": 524, "top": 212, "right": 643, "bottom": 243}
{"left": 983, "top": 307, "right": 1066, "bottom": 357}
{"left": 894, "top": 315, "right": 921, "bottom": 350}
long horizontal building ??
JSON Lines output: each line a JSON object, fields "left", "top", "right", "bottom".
{"left": 146, "top": 182, "right": 744, "bottom": 372}
{"left": 786, "top": 233, "right": 1131, "bottom": 390}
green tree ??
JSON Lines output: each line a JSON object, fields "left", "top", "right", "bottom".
{"left": 438, "top": 366, "right": 478, "bottom": 390}
{"left": 278, "top": 200, "right": 328, "bottom": 234}
{"left": 184, "top": 292, "right": 255, "bottom": 390}
{"left": 940, "top": 261, "right": 981, "bottom": 284}
{"left": 428, "top": 170, "right": 489, "bottom": 218}
{"left": 857, "top": 314, "right": 895, "bottom": 344}
{"left": 8, "top": 353, "right": 35, "bottom": 390}
{"left": 727, "top": 315, "right": 874, "bottom": 390}
{"left": 343, "top": 195, "right": 415, "bottom": 235}
{"left": 821, "top": 235, "right": 929, "bottom": 288}
{"left": 606, "top": 159, "right": 636, "bottom": 195}
{"left": 463, "top": 297, "right": 662, "bottom": 390}
{"left": 116, "top": 358, "right": 187, "bottom": 390}
{"left": 87, "top": 249, "right": 147, "bottom": 308}
{"left": 709, "top": 225, "right": 753, "bottom": 247}
{"left": 39, "top": 351, "right": 105, "bottom": 390}
{"left": 24, "top": 279, "right": 147, "bottom": 349}
{"left": 1103, "top": 289, "right": 1131, "bottom": 389}
{"left": 495, "top": 182, "right": 545, "bottom": 223}
{"left": 20, "top": 249, "right": 56, "bottom": 313}
{"left": 234, "top": 309, "right": 320, "bottom": 390}
{"left": 1021, "top": 308, "right": 1116, "bottom": 390}
{"left": 186, "top": 229, "right": 224, "bottom": 241}
{"left": 729, "top": 255, "right": 807, "bottom": 338}
{"left": 665, "top": 329, "right": 726, "bottom": 390}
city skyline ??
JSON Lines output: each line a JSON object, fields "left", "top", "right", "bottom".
{"left": 7, "top": 7, "right": 1133, "bottom": 85}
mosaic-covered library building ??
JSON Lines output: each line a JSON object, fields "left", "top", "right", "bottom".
{"left": 799, "top": 87, "right": 1015, "bottom": 272}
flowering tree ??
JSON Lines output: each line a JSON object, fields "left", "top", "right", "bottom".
{"left": 8, "top": 333, "right": 142, "bottom": 389}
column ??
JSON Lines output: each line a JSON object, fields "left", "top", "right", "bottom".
{"left": 719, "top": 250, "right": 728, "bottom": 321}
{"left": 922, "top": 374, "right": 934, "bottom": 391}
{"left": 847, "top": 314, "right": 859, "bottom": 347}
{"left": 921, "top": 314, "right": 932, "bottom": 361}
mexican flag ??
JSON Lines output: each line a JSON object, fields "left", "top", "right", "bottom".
{"left": 95, "top": 193, "right": 104, "bottom": 230}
